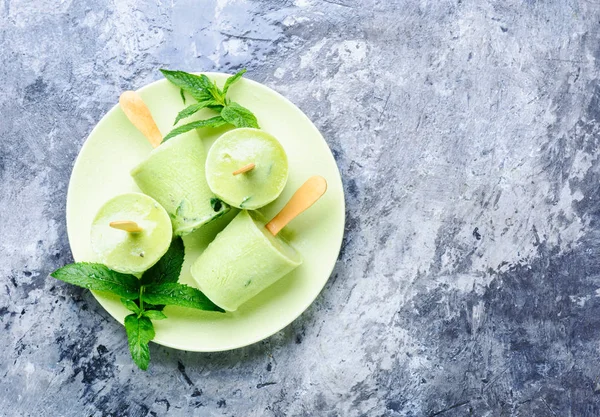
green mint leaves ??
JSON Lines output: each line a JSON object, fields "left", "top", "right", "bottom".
{"left": 143, "top": 310, "right": 167, "bottom": 320}
{"left": 160, "top": 70, "right": 216, "bottom": 102}
{"left": 173, "top": 101, "right": 219, "bottom": 125}
{"left": 140, "top": 236, "right": 184, "bottom": 286}
{"left": 51, "top": 263, "right": 140, "bottom": 299}
{"left": 221, "top": 102, "right": 259, "bottom": 129}
{"left": 162, "top": 116, "right": 228, "bottom": 142}
{"left": 124, "top": 314, "right": 154, "bottom": 371}
{"left": 144, "top": 283, "right": 224, "bottom": 312}
{"left": 121, "top": 298, "right": 141, "bottom": 314}
{"left": 50, "top": 237, "right": 224, "bottom": 370}
{"left": 160, "top": 68, "right": 259, "bottom": 142}
{"left": 222, "top": 68, "right": 246, "bottom": 95}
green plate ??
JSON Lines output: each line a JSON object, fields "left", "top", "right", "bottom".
{"left": 66, "top": 73, "right": 345, "bottom": 352}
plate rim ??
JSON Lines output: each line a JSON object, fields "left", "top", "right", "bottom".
{"left": 66, "top": 72, "right": 346, "bottom": 352}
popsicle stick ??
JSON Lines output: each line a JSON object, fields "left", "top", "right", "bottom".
{"left": 233, "top": 163, "right": 256, "bottom": 176}
{"left": 119, "top": 91, "right": 163, "bottom": 148}
{"left": 265, "top": 176, "right": 327, "bottom": 236}
{"left": 109, "top": 221, "right": 143, "bottom": 233}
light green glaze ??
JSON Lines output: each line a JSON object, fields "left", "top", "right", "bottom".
{"left": 66, "top": 73, "right": 345, "bottom": 352}
{"left": 90, "top": 193, "right": 172, "bottom": 274}
{"left": 130, "top": 132, "right": 229, "bottom": 236}
{"left": 206, "top": 128, "right": 288, "bottom": 209}
{"left": 191, "top": 210, "right": 302, "bottom": 311}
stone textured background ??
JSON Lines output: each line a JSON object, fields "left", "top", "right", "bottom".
{"left": 2, "top": 0, "right": 600, "bottom": 415}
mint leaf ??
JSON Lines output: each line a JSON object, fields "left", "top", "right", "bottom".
{"left": 180, "top": 88, "right": 186, "bottom": 104}
{"left": 143, "top": 310, "right": 167, "bottom": 320}
{"left": 161, "top": 68, "right": 259, "bottom": 136}
{"left": 221, "top": 102, "right": 260, "bottom": 129}
{"left": 141, "top": 237, "right": 185, "bottom": 286}
{"left": 222, "top": 69, "right": 246, "bottom": 95}
{"left": 121, "top": 298, "right": 140, "bottom": 314}
{"left": 160, "top": 69, "right": 216, "bottom": 102}
{"left": 143, "top": 283, "right": 224, "bottom": 312}
{"left": 210, "top": 197, "right": 223, "bottom": 212}
{"left": 124, "top": 314, "right": 154, "bottom": 370}
{"left": 163, "top": 116, "right": 229, "bottom": 142}
{"left": 173, "top": 100, "right": 221, "bottom": 125}
{"left": 51, "top": 263, "right": 139, "bottom": 299}
{"left": 208, "top": 80, "right": 226, "bottom": 104}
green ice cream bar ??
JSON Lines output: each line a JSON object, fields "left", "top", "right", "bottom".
{"left": 205, "top": 128, "right": 288, "bottom": 210}
{"left": 130, "top": 132, "right": 229, "bottom": 236}
{"left": 90, "top": 193, "right": 172, "bottom": 274}
{"left": 190, "top": 210, "right": 302, "bottom": 311}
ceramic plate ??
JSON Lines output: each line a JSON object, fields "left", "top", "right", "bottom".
{"left": 66, "top": 73, "right": 345, "bottom": 352}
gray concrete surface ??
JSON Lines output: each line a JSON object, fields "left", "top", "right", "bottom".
{"left": 2, "top": 0, "right": 600, "bottom": 415}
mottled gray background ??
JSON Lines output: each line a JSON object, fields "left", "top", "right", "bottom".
{"left": 2, "top": 0, "right": 600, "bottom": 415}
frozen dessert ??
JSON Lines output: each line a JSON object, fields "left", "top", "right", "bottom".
{"left": 190, "top": 210, "right": 302, "bottom": 311}
{"left": 130, "top": 131, "right": 229, "bottom": 236}
{"left": 205, "top": 128, "right": 288, "bottom": 210}
{"left": 90, "top": 193, "right": 172, "bottom": 274}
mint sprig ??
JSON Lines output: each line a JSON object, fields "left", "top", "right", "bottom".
{"left": 159, "top": 70, "right": 215, "bottom": 102}
{"left": 50, "top": 237, "right": 224, "bottom": 370}
{"left": 143, "top": 310, "right": 167, "bottom": 320}
{"left": 173, "top": 100, "right": 219, "bottom": 125}
{"left": 144, "top": 283, "right": 224, "bottom": 312}
{"left": 124, "top": 314, "right": 154, "bottom": 371}
{"left": 140, "top": 236, "right": 184, "bottom": 286}
{"left": 162, "top": 116, "right": 228, "bottom": 142}
{"left": 121, "top": 298, "right": 141, "bottom": 314}
{"left": 222, "top": 68, "right": 246, "bottom": 95}
{"left": 51, "top": 263, "right": 139, "bottom": 299}
{"left": 221, "top": 102, "right": 259, "bottom": 129}
{"left": 160, "top": 68, "right": 259, "bottom": 142}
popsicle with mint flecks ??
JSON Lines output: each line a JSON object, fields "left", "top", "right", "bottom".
{"left": 119, "top": 91, "right": 229, "bottom": 236}
{"left": 191, "top": 176, "right": 327, "bottom": 311}
{"left": 90, "top": 193, "right": 173, "bottom": 275}
{"left": 205, "top": 128, "right": 289, "bottom": 210}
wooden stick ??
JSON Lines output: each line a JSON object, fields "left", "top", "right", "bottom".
{"left": 265, "top": 176, "right": 327, "bottom": 236}
{"left": 233, "top": 163, "right": 256, "bottom": 176}
{"left": 109, "top": 221, "right": 143, "bottom": 233}
{"left": 119, "top": 91, "right": 163, "bottom": 148}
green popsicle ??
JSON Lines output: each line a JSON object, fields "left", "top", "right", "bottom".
{"left": 205, "top": 128, "right": 288, "bottom": 210}
{"left": 190, "top": 210, "right": 302, "bottom": 311}
{"left": 120, "top": 90, "right": 229, "bottom": 236}
{"left": 90, "top": 193, "right": 172, "bottom": 274}
{"left": 130, "top": 132, "right": 229, "bottom": 236}
{"left": 190, "top": 176, "right": 328, "bottom": 311}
